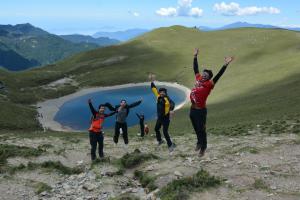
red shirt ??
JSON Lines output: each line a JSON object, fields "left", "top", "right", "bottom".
{"left": 190, "top": 73, "right": 214, "bottom": 108}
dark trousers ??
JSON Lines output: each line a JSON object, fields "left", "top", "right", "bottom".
{"left": 189, "top": 108, "right": 207, "bottom": 151}
{"left": 89, "top": 132, "right": 104, "bottom": 160}
{"left": 140, "top": 123, "right": 145, "bottom": 137}
{"left": 114, "top": 122, "right": 128, "bottom": 144}
{"left": 155, "top": 116, "right": 172, "bottom": 147}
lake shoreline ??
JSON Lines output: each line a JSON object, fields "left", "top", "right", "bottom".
{"left": 37, "top": 82, "right": 191, "bottom": 132}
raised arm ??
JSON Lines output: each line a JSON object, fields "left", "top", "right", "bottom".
{"left": 212, "top": 56, "right": 234, "bottom": 85}
{"left": 88, "top": 99, "right": 97, "bottom": 117}
{"left": 151, "top": 82, "right": 159, "bottom": 98}
{"left": 149, "top": 74, "right": 159, "bottom": 98}
{"left": 136, "top": 113, "right": 141, "bottom": 119}
{"left": 105, "top": 102, "right": 117, "bottom": 111}
{"left": 128, "top": 99, "right": 142, "bottom": 108}
{"left": 193, "top": 48, "right": 200, "bottom": 75}
{"left": 104, "top": 111, "right": 117, "bottom": 118}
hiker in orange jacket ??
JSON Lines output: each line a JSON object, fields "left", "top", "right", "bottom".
{"left": 88, "top": 99, "right": 116, "bottom": 160}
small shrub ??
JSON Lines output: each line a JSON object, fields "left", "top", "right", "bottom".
{"left": 34, "top": 182, "right": 52, "bottom": 194}
{"left": 158, "top": 169, "right": 222, "bottom": 200}
{"left": 134, "top": 170, "right": 157, "bottom": 192}
{"left": 0, "top": 144, "right": 44, "bottom": 165}
{"left": 253, "top": 178, "right": 269, "bottom": 190}
{"left": 119, "top": 149, "right": 158, "bottom": 169}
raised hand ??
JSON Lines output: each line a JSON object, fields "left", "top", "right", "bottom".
{"left": 88, "top": 98, "right": 92, "bottom": 104}
{"left": 194, "top": 48, "right": 199, "bottom": 57}
{"left": 148, "top": 73, "right": 156, "bottom": 82}
{"left": 224, "top": 56, "right": 234, "bottom": 65}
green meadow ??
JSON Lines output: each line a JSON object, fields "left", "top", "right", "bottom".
{"left": 1, "top": 26, "right": 299, "bottom": 134}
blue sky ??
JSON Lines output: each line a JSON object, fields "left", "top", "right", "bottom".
{"left": 0, "top": 0, "right": 298, "bottom": 34}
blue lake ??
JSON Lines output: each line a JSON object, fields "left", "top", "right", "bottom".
{"left": 54, "top": 84, "right": 187, "bottom": 131}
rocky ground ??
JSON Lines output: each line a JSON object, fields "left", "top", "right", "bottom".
{"left": 0, "top": 121, "right": 300, "bottom": 200}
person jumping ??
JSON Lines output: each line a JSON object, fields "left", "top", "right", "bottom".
{"left": 88, "top": 99, "right": 116, "bottom": 160}
{"left": 149, "top": 74, "right": 176, "bottom": 152}
{"left": 106, "top": 99, "right": 142, "bottom": 146}
{"left": 190, "top": 48, "right": 234, "bottom": 157}
{"left": 136, "top": 113, "right": 145, "bottom": 137}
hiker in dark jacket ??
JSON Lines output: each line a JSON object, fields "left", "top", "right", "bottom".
{"left": 136, "top": 113, "right": 145, "bottom": 137}
{"left": 106, "top": 98, "right": 143, "bottom": 146}
{"left": 149, "top": 74, "right": 176, "bottom": 152}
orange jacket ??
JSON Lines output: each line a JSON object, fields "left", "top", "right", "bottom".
{"left": 89, "top": 113, "right": 105, "bottom": 133}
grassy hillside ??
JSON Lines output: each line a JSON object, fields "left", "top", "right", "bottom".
{"left": 0, "top": 42, "right": 39, "bottom": 70}
{"left": 0, "top": 26, "right": 299, "bottom": 132}
{"left": 60, "top": 34, "right": 120, "bottom": 46}
{"left": 0, "top": 23, "right": 98, "bottom": 71}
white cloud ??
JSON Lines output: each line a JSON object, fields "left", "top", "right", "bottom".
{"left": 189, "top": 7, "right": 204, "bottom": 17}
{"left": 156, "top": 7, "right": 177, "bottom": 17}
{"left": 213, "top": 2, "right": 280, "bottom": 16}
{"left": 128, "top": 11, "right": 140, "bottom": 17}
{"left": 178, "top": 0, "right": 193, "bottom": 7}
{"left": 133, "top": 12, "right": 140, "bottom": 17}
{"left": 156, "top": 0, "right": 203, "bottom": 18}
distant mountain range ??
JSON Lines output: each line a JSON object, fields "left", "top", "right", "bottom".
{"left": 60, "top": 34, "right": 120, "bottom": 46}
{"left": 197, "top": 22, "right": 300, "bottom": 32}
{"left": 92, "top": 29, "right": 149, "bottom": 41}
{"left": 0, "top": 23, "right": 99, "bottom": 71}
{"left": 1, "top": 22, "right": 299, "bottom": 72}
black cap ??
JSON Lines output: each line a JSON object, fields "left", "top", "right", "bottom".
{"left": 98, "top": 104, "right": 105, "bottom": 109}
{"left": 159, "top": 88, "right": 167, "bottom": 93}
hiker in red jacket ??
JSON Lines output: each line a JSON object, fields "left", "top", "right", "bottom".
{"left": 190, "top": 48, "right": 234, "bottom": 157}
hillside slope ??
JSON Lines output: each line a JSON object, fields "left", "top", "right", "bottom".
{"left": 60, "top": 34, "right": 120, "bottom": 46}
{"left": 0, "top": 23, "right": 98, "bottom": 71}
{"left": 0, "top": 26, "right": 299, "bottom": 131}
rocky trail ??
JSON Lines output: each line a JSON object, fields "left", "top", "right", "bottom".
{"left": 0, "top": 121, "right": 300, "bottom": 200}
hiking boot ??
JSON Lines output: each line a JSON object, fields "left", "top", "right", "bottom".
{"left": 158, "top": 140, "right": 164, "bottom": 146}
{"left": 195, "top": 144, "right": 201, "bottom": 151}
{"left": 169, "top": 143, "right": 176, "bottom": 152}
{"left": 199, "top": 149, "right": 206, "bottom": 157}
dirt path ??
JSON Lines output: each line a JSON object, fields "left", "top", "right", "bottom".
{"left": 0, "top": 129, "right": 299, "bottom": 200}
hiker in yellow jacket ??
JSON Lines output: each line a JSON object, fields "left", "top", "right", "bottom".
{"left": 149, "top": 74, "right": 176, "bottom": 152}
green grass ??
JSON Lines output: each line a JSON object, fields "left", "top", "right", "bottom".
{"left": 238, "top": 146, "right": 259, "bottom": 154}
{"left": 6, "top": 161, "right": 84, "bottom": 175}
{"left": 110, "top": 194, "right": 140, "bottom": 200}
{"left": 28, "top": 161, "right": 83, "bottom": 175}
{"left": 0, "top": 144, "right": 45, "bottom": 165}
{"left": 259, "top": 117, "right": 300, "bottom": 135}
{"left": 117, "top": 149, "right": 158, "bottom": 169}
{"left": 1, "top": 26, "right": 300, "bottom": 132}
{"left": 91, "top": 157, "right": 111, "bottom": 168}
{"left": 134, "top": 170, "right": 157, "bottom": 192}
{"left": 253, "top": 178, "right": 269, "bottom": 191}
{"left": 34, "top": 182, "right": 52, "bottom": 194}
{"left": 0, "top": 100, "right": 40, "bottom": 130}
{"left": 37, "top": 144, "right": 54, "bottom": 151}
{"left": 158, "top": 169, "right": 222, "bottom": 200}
